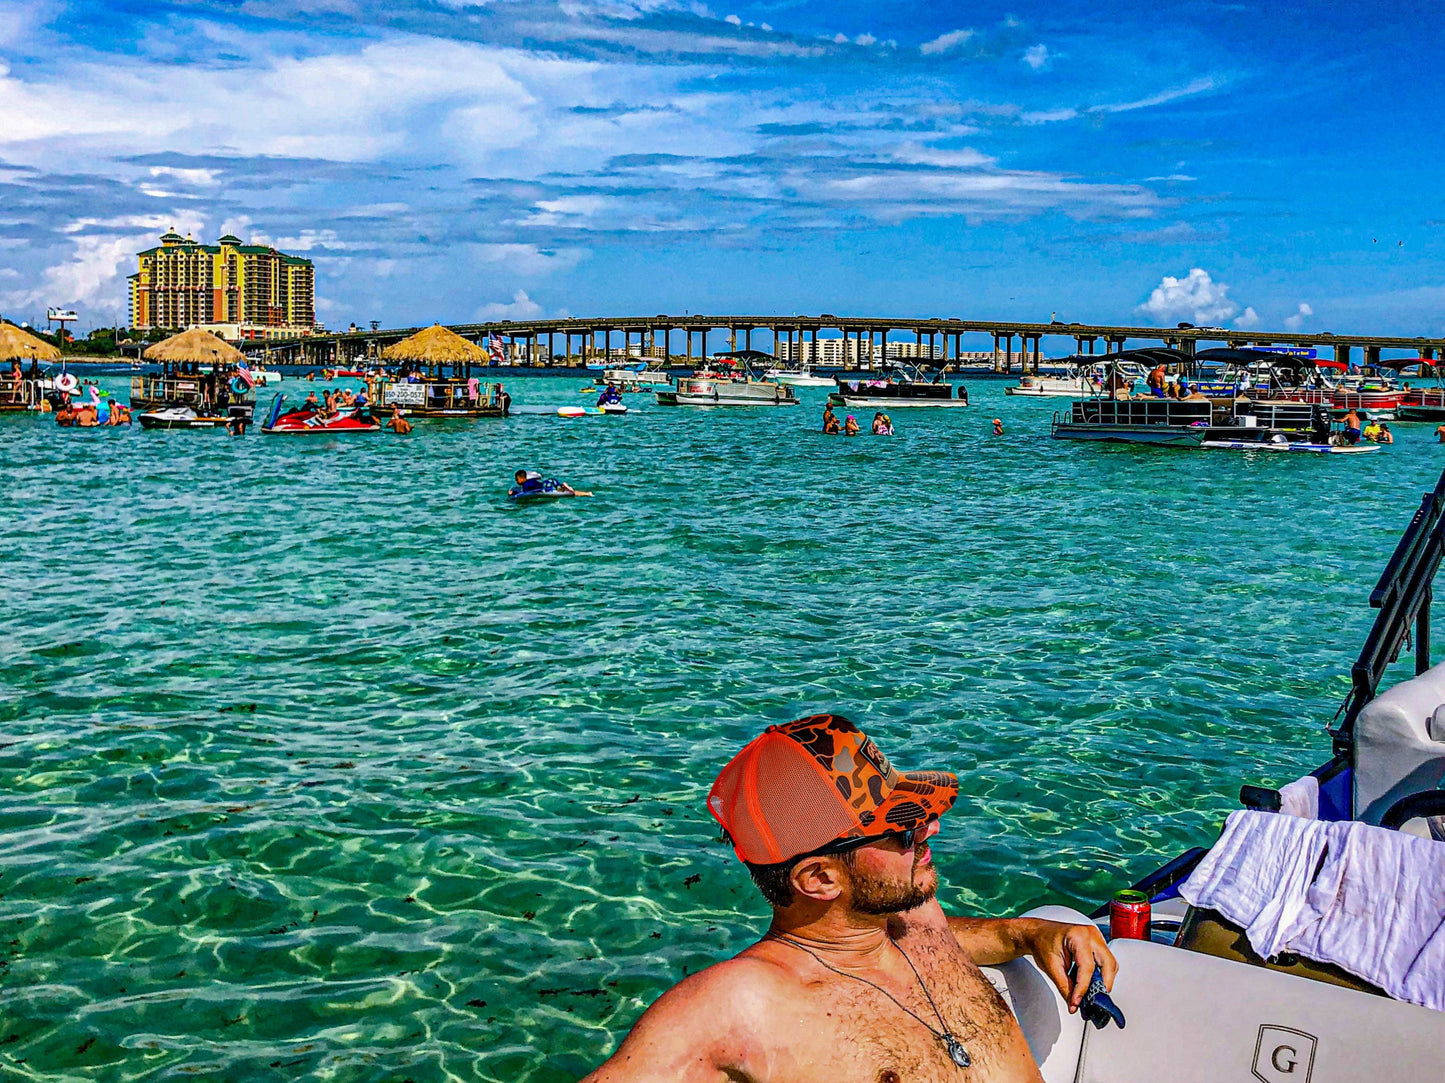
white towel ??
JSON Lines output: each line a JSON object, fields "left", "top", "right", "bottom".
{"left": 1291, "top": 818, "right": 1445, "bottom": 1009}
{"left": 1179, "top": 810, "right": 1445, "bottom": 1009}
{"left": 1277, "top": 774, "right": 1320, "bottom": 819}
{"left": 1178, "top": 810, "right": 1332, "bottom": 960}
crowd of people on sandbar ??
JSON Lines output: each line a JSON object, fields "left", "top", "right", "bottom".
{"left": 55, "top": 396, "right": 131, "bottom": 427}
{"left": 822, "top": 402, "right": 893, "bottom": 436}
{"left": 1342, "top": 408, "right": 1394, "bottom": 445}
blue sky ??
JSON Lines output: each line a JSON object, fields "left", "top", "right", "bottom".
{"left": 1, "top": 0, "right": 1442, "bottom": 336}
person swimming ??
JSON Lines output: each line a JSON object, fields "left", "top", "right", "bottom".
{"left": 992, "top": 417, "right": 1004, "bottom": 436}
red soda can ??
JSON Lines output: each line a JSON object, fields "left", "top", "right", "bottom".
{"left": 1109, "top": 889, "right": 1151, "bottom": 941}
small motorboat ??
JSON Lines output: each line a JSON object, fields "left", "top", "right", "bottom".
{"left": 138, "top": 406, "right": 231, "bottom": 430}
{"left": 261, "top": 394, "right": 380, "bottom": 434}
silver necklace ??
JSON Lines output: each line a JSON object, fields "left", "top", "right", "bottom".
{"left": 769, "top": 932, "right": 971, "bottom": 1069}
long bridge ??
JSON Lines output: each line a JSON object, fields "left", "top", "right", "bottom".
{"left": 241, "top": 315, "right": 1445, "bottom": 373}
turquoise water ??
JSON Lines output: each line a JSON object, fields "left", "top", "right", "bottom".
{"left": 0, "top": 375, "right": 1437, "bottom": 1081}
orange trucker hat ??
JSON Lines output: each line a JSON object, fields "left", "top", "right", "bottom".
{"left": 707, "top": 714, "right": 958, "bottom": 865}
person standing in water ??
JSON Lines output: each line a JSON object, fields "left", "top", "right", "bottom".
{"left": 822, "top": 402, "right": 840, "bottom": 434}
{"left": 580, "top": 715, "right": 1116, "bottom": 1082}
{"left": 992, "top": 417, "right": 1004, "bottom": 436}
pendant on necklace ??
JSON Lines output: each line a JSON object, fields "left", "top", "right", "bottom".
{"left": 943, "top": 1034, "right": 971, "bottom": 1068}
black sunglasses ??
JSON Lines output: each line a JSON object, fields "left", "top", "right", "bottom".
{"left": 809, "top": 826, "right": 920, "bottom": 858}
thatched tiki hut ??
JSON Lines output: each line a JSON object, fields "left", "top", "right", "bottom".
{"left": 142, "top": 328, "right": 244, "bottom": 371}
{"left": 381, "top": 324, "right": 486, "bottom": 379}
{"left": 134, "top": 328, "right": 253, "bottom": 414}
{"left": 0, "top": 322, "right": 62, "bottom": 366}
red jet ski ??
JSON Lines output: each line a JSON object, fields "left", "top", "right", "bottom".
{"left": 261, "top": 395, "right": 381, "bottom": 435}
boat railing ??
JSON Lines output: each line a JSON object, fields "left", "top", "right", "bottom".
{"left": 1072, "top": 397, "right": 1212, "bottom": 426}
{"left": 0, "top": 375, "right": 36, "bottom": 407}
{"left": 1236, "top": 400, "right": 1325, "bottom": 433}
{"left": 1332, "top": 465, "right": 1445, "bottom": 754}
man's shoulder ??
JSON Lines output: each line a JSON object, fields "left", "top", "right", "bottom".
{"left": 659, "top": 948, "right": 797, "bottom": 1018}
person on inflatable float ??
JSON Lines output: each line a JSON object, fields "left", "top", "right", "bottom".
{"left": 510, "top": 469, "right": 578, "bottom": 498}
{"left": 580, "top": 715, "right": 1116, "bottom": 1082}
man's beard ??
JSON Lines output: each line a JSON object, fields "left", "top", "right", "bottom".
{"left": 845, "top": 848, "right": 940, "bottom": 915}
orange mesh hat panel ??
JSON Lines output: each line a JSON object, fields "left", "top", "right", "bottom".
{"left": 708, "top": 714, "right": 958, "bottom": 864}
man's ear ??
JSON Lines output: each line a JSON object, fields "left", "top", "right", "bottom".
{"left": 790, "top": 855, "right": 846, "bottom": 903}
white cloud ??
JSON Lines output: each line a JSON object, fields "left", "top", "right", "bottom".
{"left": 890, "top": 143, "right": 992, "bottom": 168}
{"left": 855, "top": 33, "right": 876, "bottom": 46}
{"left": 724, "top": 13, "right": 740, "bottom": 25}
{"left": 147, "top": 166, "right": 220, "bottom": 187}
{"left": 2, "top": 211, "right": 206, "bottom": 320}
{"left": 1235, "top": 306, "right": 1259, "bottom": 328}
{"left": 1283, "top": 302, "right": 1313, "bottom": 331}
{"left": 475, "top": 289, "right": 543, "bottom": 320}
{"left": 1022, "top": 45, "right": 1051, "bottom": 71}
{"left": 832, "top": 32, "right": 848, "bottom": 44}
{"left": 1094, "top": 77, "right": 1218, "bottom": 115}
{"left": 1138, "top": 268, "right": 1248, "bottom": 325}
{"left": 919, "top": 29, "right": 974, "bottom": 56}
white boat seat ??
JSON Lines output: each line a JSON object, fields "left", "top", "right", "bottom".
{"left": 987, "top": 909, "right": 1444, "bottom": 1083}
{"left": 1353, "top": 660, "right": 1445, "bottom": 824}
{"left": 980, "top": 905, "right": 1091, "bottom": 1083}
{"left": 1072, "top": 938, "right": 1443, "bottom": 1082}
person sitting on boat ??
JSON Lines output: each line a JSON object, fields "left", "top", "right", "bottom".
{"left": 822, "top": 403, "right": 840, "bottom": 434}
{"left": 302, "top": 390, "right": 320, "bottom": 412}
{"left": 843, "top": 414, "right": 860, "bottom": 436}
{"left": 579, "top": 715, "right": 1116, "bottom": 1083}
{"left": 1342, "top": 408, "right": 1363, "bottom": 445}
{"left": 597, "top": 383, "right": 623, "bottom": 407}
{"left": 340, "top": 388, "right": 357, "bottom": 407}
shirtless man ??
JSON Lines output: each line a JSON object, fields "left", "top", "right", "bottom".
{"left": 582, "top": 715, "right": 1116, "bottom": 1083}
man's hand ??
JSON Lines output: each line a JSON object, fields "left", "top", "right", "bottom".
{"left": 1019, "top": 919, "right": 1117, "bottom": 1014}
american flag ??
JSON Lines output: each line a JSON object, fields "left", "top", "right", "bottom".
{"left": 489, "top": 334, "right": 505, "bottom": 366}
{"left": 234, "top": 359, "right": 256, "bottom": 388}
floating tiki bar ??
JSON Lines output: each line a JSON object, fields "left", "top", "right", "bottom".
{"left": 134, "top": 328, "right": 255, "bottom": 419}
{"left": 0, "top": 322, "right": 61, "bottom": 411}
{"left": 376, "top": 324, "right": 508, "bottom": 418}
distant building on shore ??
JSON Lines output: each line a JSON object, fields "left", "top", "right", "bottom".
{"left": 776, "top": 338, "right": 946, "bottom": 364}
{"left": 128, "top": 229, "right": 317, "bottom": 340}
